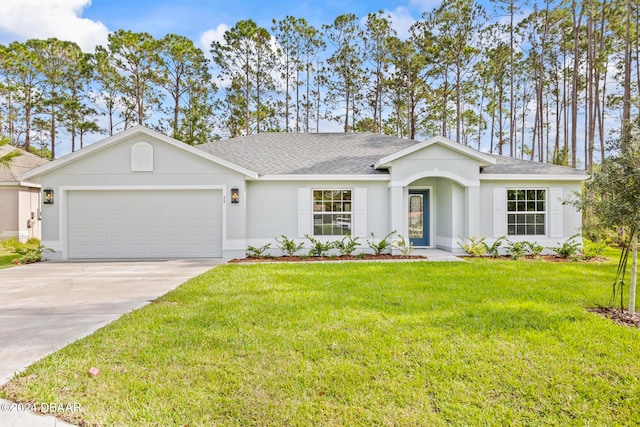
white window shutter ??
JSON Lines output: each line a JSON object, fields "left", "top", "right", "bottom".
{"left": 353, "top": 188, "right": 367, "bottom": 238}
{"left": 549, "top": 187, "right": 563, "bottom": 238}
{"left": 493, "top": 187, "right": 506, "bottom": 237}
{"left": 298, "top": 188, "right": 311, "bottom": 237}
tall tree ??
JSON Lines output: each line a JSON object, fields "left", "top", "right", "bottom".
{"left": 211, "top": 20, "right": 278, "bottom": 135}
{"left": 105, "top": 30, "right": 163, "bottom": 127}
{"left": 0, "top": 42, "right": 42, "bottom": 150}
{"left": 386, "top": 34, "right": 427, "bottom": 139}
{"left": 323, "top": 14, "right": 366, "bottom": 132}
{"left": 29, "top": 38, "right": 84, "bottom": 159}
{"left": 421, "top": 0, "right": 485, "bottom": 143}
{"left": 157, "top": 34, "right": 214, "bottom": 141}
{"left": 363, "top": 12, "right": 395, "bottom": 134}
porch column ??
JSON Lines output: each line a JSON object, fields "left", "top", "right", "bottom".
{"left": 389, "top": 184, "right": 404, "bottom": 254}
{"left": 465, "top": 185, "right": 480, "bottom": 238}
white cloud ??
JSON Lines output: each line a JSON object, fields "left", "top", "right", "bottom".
{"left": 198, "top": 24, "right": 229, "bottom": 51}
{"left": 386, "top": 7, "right": 418, "bottom": 40}
{"left": 0, "top": 0, "right": 109, "bottom": 51}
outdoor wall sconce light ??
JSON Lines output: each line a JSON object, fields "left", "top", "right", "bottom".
{"left": 231, "top": 187, "right": 240, "bottom": 204}
{"left": 43, "top": 188, "right": 54, "bottom": 204}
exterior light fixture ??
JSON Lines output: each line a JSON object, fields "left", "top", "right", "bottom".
{"left": 43, "top": 188, "right": 54, "bottom": 204}
{"left": 231, "top": 187, "right": 240, "bottom": 204}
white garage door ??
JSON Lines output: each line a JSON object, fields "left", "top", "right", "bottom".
{"left": 67, "top": 190, "right": 223, "bottom": 259}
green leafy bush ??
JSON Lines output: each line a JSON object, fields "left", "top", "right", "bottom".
{"left": 482, "top": 236, "right": 505, "bottom": 258}
{"left": 246, "top": 243, "right": 272, "bottom": 258}
{"left": 305, "top": 235, "right": 335, "bottom": 257}
{"left": 549, "top": 234, "right": 582, "bottom": 258}
{"left": 2, "top": 238, "right": 50, "bottom": 265}
{"left": 334, "top": 235, "right": 361, "bottom": 256}
{"left": 458, "top": 236, "right": 487, "bottom": 257}
{"left": 275, "top": 235, "right": 303, "bottom": 256}
{"left": 367, "top": 231, "right": 396, "bottom": 255}
{"left": 582, "top": 238, "right": 607, "bottom": 259}
{"left": 505, "top": 240, "right": 528, "bottom": 260}
{"left": 526, "top": 241, "right": 544, "bottom": 257}
{"left": 393, "top": 235, "right": 414, "bottom": 256}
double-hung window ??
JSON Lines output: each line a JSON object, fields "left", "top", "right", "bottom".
{"left": 313, "top": 189, "right": 352, "bottom": 236}
{"left": 507, "top": 189, "right": 546, "bottom": 235}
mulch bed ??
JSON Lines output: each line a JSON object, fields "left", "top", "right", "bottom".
{"left": 229, "top": 254, "right": 427, "bottom": 263}
{"left": 589, "top": 307, "right": 640, "bottom": 329}
{"left": 461, "top": 255, "right": 608, "bottom": 262}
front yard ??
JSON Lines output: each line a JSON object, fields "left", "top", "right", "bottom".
{"left": 2, "top": 256, "right": 639, "bottom": 426}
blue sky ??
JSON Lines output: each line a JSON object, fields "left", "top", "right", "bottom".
{"left": 1, "top": 0, "right": 445, "bottom": 52}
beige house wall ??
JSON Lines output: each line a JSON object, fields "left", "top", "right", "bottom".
{"left": 0, "top": 186, "right": 41, "bottom": 242}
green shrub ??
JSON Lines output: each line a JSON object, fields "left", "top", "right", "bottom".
{"left": 305, "top": 235, "right": 335, "bottom": 257}
{"left": 526, "top": 241, "right": 544, "bottom": 257}
{"left": 393, "top": 235, "right": 414, "bottom": 256}
{"left": 583, "top": 238, "right": 607, "bottom": 259}
{"left": 505, "top": 240, "right": 528, "bottom": 260}
{"left": 2, "top": 238, "right": 49, "bottom": 265}
{"left": 334, "top": 235, "right": 361, "bottom": 256}
{"left": 458, "top": 236, "right": 487, "bottom": 257}
{"left": 367, "top": 231, "right": 396, "bottom": 255}
{"left": 246, "top": 243, "right": 272, "bottom": 258}
{"left": 482, "top": 236, "right": 505, "bottom": 258}
{"left": 275, "top": 235, "right": 303, "bottom": 256}
{"left": 549, "top": 234, "right": 582, "bottom": 258}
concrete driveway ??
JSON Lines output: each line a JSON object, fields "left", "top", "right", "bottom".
{"left": 0, "top": 259, "right": 221, "bottom": 384}
{"left": 0, "top": 259, "right": 222, "bottom": 427}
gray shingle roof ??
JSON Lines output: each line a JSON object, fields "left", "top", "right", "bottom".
{"left": 0, "top": 146, "right": 49, "bottom": 182}
{"left": 196, "top": 132, "right": 586, "bottom": 178}
{"left": 197, "top": 132, "right": 416, "bottom": 175}
{"left": 482, "top": 154, "right": 587, "bottom": 176}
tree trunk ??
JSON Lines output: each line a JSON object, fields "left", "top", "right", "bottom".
{"left": 630, "top": 231, "right": 637, "bottom": 315}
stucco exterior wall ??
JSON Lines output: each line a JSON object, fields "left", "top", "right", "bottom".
{"left": 245, "top": 180, "right": 390, "bottom": 253}
{"left": 479, "top": 180, "right": 583, "bottom": 249}
{"left": 32, "top": 134, "right": 246, "bottom": 259}
{"left": 387, "top": 144, "right": 481, "bottom": 185}
{"left": 0, "top": 186, "right": 41, "bottom": 242}
{"left": 0, "top": 188, "right": 19, "bottom": 240}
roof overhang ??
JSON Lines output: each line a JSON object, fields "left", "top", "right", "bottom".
{"left": 256, "top": 174, "right": 390, "bottom": 181}
{"left": 22, "top": 126, "right": 259, "bottom": 181}
{"left": 374, "top": 135, "right": 496, "bottom": 169}
{"left": 480, "top": 174, "right": 589, "bottom": 181}
{"left": 0, "top": 181, "right": 41, "bottom": 188}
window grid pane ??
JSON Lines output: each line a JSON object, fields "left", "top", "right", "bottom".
{"left": 506, "top": 189, "right": 546, "bottom": 236}
{"left": 313, "top": 189, "right": 352, "bottom": 236}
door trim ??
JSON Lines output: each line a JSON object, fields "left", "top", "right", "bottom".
{"left": 408, "top": 188, "right": 432, "bottom": 247}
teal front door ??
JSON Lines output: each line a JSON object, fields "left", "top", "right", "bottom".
{"left": 408, "top": 190, "right": 430, "bottom": 247}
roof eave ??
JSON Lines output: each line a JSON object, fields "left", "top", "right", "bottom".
{"left": 480, "top": 173, "right": 588, "bottom": 181}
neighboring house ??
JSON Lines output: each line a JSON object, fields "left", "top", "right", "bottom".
{"left": 0, "top": 145, "right": 49, "bottom": 242}
{"left": 21, "top": 126, "right": 587, "bottom": 260}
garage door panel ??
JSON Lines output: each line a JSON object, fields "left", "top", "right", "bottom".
{"left": 67, "top": 190, "right": 222, "bottom": 259}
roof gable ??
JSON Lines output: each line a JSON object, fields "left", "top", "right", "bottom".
{"left": 22, "top": 126, "right": 258, "bottom": 180}
{"left": 374, "top": 136, "right": 496, "bottom": 169}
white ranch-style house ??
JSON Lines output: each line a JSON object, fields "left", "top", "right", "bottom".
{"left": 21, "top": 126, "right": 587, "bottom": 260}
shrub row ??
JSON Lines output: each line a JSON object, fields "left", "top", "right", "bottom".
{"left": 246, "top": 231, "right": 415, "bottom": 258}
{"left": 458, "top": 234, "right": 607, "bottom": 260}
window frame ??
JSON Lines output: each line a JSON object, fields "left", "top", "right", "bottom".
{"left": 506, "top": 188, "right": 547, "bottom": 236}
{"left": 312, "top": 189, "right": 353, "bottom": 237}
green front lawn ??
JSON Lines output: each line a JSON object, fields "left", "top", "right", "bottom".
{"left": 2, "top": 257, "right": 639, "bottom": 426}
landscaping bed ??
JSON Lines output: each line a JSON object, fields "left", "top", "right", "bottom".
{"left": 589, "top": 307, "right": 640, "bottom": 329}
{"left": 229, "top": 254, "right": 427, "bottom": 263}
